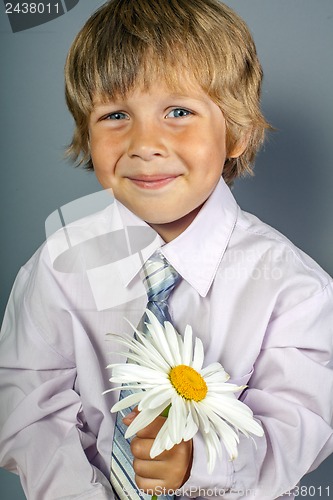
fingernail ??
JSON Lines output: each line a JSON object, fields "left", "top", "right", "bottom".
{"left": 125, "top": 411, "right": 137, "bottom": 420}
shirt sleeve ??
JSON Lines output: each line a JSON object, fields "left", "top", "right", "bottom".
{"left": 0, "top": 260, "right": 114, "bottom": 500}
{"left": 183, "top": 282, "right": 333, "bottom": 499}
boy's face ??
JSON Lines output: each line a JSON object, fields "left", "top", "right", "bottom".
{"left": 89, "top": 79, "right": 229, "bottom": 241}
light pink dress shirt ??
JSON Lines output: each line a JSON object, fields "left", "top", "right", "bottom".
{"left": 0, "top": 178, "right": 332, "bottom": 499}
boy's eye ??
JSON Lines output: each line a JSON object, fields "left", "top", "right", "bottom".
{"left": 166, "top": 108, "right": 192, "bottom": 118}
{"left": 104, "top": 112, "right": 128, "bottom": 120}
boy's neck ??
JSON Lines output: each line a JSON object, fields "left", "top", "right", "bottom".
{"left": 148, "top": 204, "right": 203, "bottom": 243}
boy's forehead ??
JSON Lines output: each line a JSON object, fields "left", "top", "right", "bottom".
{"left": 92, "top": 74, "right": 208, "bottom": 106}
{"left": 88, "top": 43, "right": 216, "bottom": 108}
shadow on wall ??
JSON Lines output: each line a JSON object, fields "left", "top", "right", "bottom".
{"left": 233, "top": 98, "right": 333, "bottom": 277}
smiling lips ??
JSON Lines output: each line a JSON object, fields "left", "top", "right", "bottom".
{"left": 127, "top": 174, "right": 180, "bottom": 189}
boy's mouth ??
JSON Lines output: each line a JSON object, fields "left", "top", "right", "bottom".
{"left": 127, "top": 174, "right": 180, "bottom": 190}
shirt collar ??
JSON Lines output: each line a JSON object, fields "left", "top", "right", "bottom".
{"left": 162, "top": 178, "right": 238, "bottom": 297}
{"left": 116, "top": 177, "right": 238, "bottom": 297}
{"left": 113, "top": 201, "right": 164, "bottom": 285}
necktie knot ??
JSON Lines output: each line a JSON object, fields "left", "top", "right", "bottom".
{"left": 141, "top": 251, "right": 180, "bottom": 303}
{"left": 140, "top": 251, "right": 180, "bottom": 322}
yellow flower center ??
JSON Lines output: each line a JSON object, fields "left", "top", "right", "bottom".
{"left": 169, "top": 365, "right": 208, "bottom": 402}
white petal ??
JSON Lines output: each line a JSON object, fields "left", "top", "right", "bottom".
{"left": 203, "top": 372, "right": 232, "bottom": 386}
{"left": 189, "top": 401, "right": 200, "bottom": 428}
{"left": 106, "top": 383, "right": 156, "bottom": 392}
{"left": 183, "top": 401, "right": 199, "bottom": 441}
{"left": 145, "top": 310, "right": 175, "bottom": 367}
{"left": 130, "top": 329, "right": 171, "bottom": 372}
{"left": 150, "top": 420, "right": 173, "bottom": 457}
{"left": 203, "top": 428, "right": 222, "bottom": 473}
{"left": 198, "top": 401, "right": 239, "bottom": 460}
{"left": 111, "top": 364, "right": 167, "bottom": 384}
{"left": 107, "top": 328, "right": 171, "bottom": 375}
{"left": 164, "top": 321, "right": 182, "bottom": 365}
{"left": 200, "top": 363, "right": 228, "bottom": 379}
{"left": 122, "top": 315, "right": 172, "bottom": 371}
{"left": 111, "top": 391, "right": 145, "bottom": 412}
{"left": 106, "top": 331, "right": 136, "bottom": 346}
{"left": 125, "top": 403, "right": 166, "bottom": 438}
{"left": 120, "top": 349, "right": 169, "bottom": 373}
{"left": 192, "top": 400, "right": 211, "bottom": 434}
{"left": 204, "top": 394, "right": 263, "bottom": 436}
{"left": 106, "top": 334, "right": 153, "bottom": 363}
{"left": 191, "top": 337, "right": 205, "bottom": 371}
{"left": 138, "top": 385, "right": 173, "bottom": 410}
{"left": 206, "top": 383, "right": 244, "bottom": 394}
{"left": 167, "top": 395, "right": 187, "bottom": 444}
{"left": 182, "top": 325, "right": 193, "bottom": 366}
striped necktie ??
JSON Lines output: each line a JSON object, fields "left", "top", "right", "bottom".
{"left": 110, "top": 250, "right": 180, "bottom": 500}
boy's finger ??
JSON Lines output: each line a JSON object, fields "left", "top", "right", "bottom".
{"left": 131, "top": 437, "right": 154, "bottom": 460}
{"left": 133, "top": 457, "right": 166, "bottom": 478}
{"left": 136, "top": 416, "right": 166, "bottom": 439}
{"left": 122, "top": 407, "right": 139, "bottom": 425}
{"left": 134, "top": 475, "right": 167, "bottom": 496}
{"left": 131, "top": 437, "right": 173, "bottom": 461}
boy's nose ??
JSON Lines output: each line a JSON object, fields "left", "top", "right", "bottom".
{"left": 127, "top": 122, "right": 168, "bottom": 161}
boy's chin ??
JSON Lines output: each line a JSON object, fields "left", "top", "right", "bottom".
{"left": 128, "top": 205, "right": 189, "bottom": 226}
{"left": 144, "top": 206, "right": 204, "bottom": 240}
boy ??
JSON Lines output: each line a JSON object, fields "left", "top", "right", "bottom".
{"left": 1, "top": 0, "right": 332, "bottom": 499}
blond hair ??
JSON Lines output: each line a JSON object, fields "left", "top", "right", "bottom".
{"left": 65, "top": 0, "right": 270, "bottom": 185}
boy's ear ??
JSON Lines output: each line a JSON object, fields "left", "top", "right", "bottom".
{"left": 228, "top": 132, "right": 250, "bottom": 159}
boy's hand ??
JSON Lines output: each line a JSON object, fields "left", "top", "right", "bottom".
{"left": 123, "top": 409, "right": 193, "bottom": 495}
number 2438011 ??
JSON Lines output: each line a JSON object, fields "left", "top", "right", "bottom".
{"left": 5, "top": 3, "right": 60, "bottom": 14}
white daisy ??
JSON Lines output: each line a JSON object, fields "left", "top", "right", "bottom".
{"left": 105, "top": 309, "right": 264, "bottom": 473}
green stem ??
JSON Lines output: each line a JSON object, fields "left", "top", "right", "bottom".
{"left": 160, "top": 404, "right": 171, "bottom": 418}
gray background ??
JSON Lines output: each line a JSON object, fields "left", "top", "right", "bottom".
{"left": 1, "top": 0, "right": 332, "bottom": 498}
